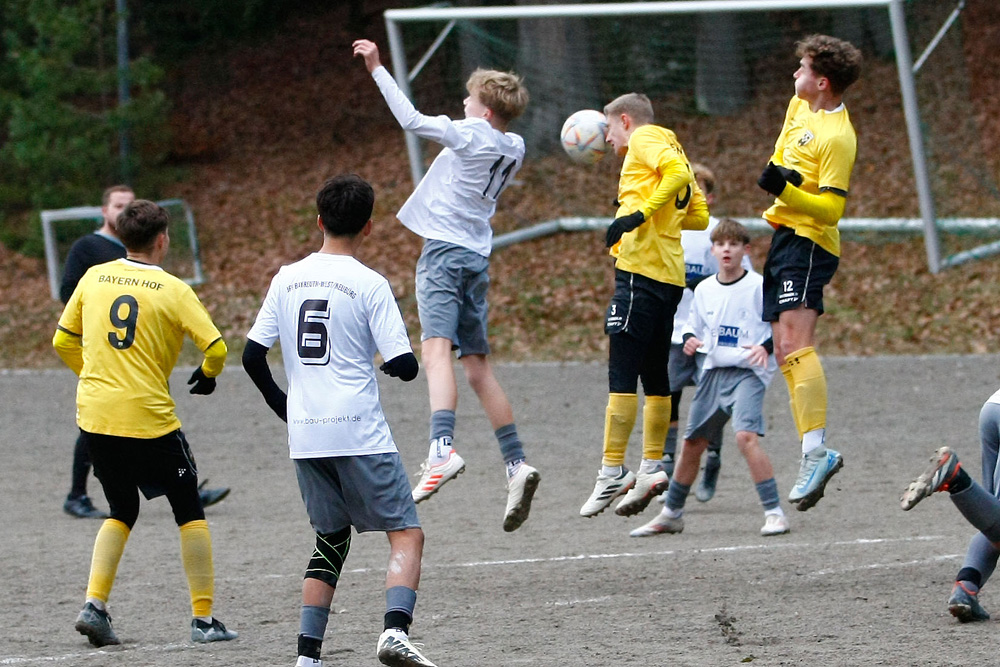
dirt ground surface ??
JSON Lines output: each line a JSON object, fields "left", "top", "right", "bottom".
{"left": 3, "top": 355, "right": 1000, "bottom": 666}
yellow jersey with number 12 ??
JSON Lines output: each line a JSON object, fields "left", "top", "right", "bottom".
{"left": 56, "top": 258, "right": 224, "bottom": 438}
{"left": 764, "top": 95, "right": 857, "bottom": 257}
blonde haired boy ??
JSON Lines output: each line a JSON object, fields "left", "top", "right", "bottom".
{"left": 580, "top": 92, "right": 709, "bottom": 519}
{"left": 353, "top": 39, "right": 540, "bottom": 533}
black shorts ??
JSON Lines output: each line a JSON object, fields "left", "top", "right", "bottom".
{"left": 605, "top": 268, "right": 684, "bottom": 395}
{"left": 762, "top": 225, "right": 839, "bottom": 322}
{"left": 604, "top": 269, "right": 684, "bottom": 343}
{"left": 85, "top": 429, "right": 199, "bottom": 501}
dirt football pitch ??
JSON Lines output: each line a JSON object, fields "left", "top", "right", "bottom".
{"left": 3, "top": 355, "right": 1000, "bottom": 666}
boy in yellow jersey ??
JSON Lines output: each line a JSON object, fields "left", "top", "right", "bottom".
{"left": 580, "top": 92, "right": 709, "bottom": 519}
{"left": 53, "top": 200, "right": 237, "bottom": 647}
{"left": 58, "top": 185, "right": 230, "bottom": 519}
{"left": 756, "top": 34, "right": 862, "bottom": 511}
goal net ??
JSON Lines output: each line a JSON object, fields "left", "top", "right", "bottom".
{"left": 384, "top": 0, "right": 1000, "bottom": 273}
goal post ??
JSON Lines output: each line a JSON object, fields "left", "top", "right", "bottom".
{"left": 383, "top": 0, "right": 990, "bottom": 274}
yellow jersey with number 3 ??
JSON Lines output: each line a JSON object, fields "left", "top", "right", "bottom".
{"left": 764, "top": 96, "right": 857, "bottom": 257}
{"left": 611, "top": 124, "right": 709, "bottom": 286}
{"left": 56, "top": 258, "right": 224, "bottom": 438}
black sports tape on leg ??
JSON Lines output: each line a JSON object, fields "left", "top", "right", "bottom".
{"left": 304, "top": 527, "right": 352, "bottom": 587}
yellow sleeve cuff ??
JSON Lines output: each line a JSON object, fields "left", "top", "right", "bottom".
{"left": 53, "top": 327, "right": 83, "bottom": 376}
{"left": 201, "top": 338, "right": 228, "bottom": 378}
{"left": 778, "top": 187, "right": 846, "bottom": 226}
{"left": 680, "top": 187, "right": 710, "bottom": 231}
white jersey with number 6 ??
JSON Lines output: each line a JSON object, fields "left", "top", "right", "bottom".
{"left": 247, "top": 253, "right": 412, "bottom": 459}
{"left": 371, "top": 66, "right": 525, "bottom": 258}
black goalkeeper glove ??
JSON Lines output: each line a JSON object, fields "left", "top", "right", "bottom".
{"left": 777, "top": 165, "right": 803, "bottom": 187}
{"left": 605, "top": 210, "right": 644, "bottom": 247}
{"left": 757, "top": 162, "right": 789, "bottom": 197}
{"left": 187, "top": 366, "right": 217, "bottom": 395}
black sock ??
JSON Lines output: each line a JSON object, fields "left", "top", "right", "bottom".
{"left": 956, "top": 567, "right": 983, "bottom": 588}
{"left": 950, "top": 467, "right": 972, "bottom": 494}
{"left": 298, "top": 634, "right": 322, "bottom": 660}
{"left": 383, "top": 610, "right": 411, "bottom": 633}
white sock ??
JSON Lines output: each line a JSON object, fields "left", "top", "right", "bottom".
{"left": 195, "top": 615, "right": 212, "bottom": 624}
{"left": 86, "top": 597, "right": 106, "bottom": 611}
{"left": 601, "top": 465, "right": 623, "bottom": 478}
{"left": 801, "top": 429, "right": 826, "bottom": 455}
{"left": 428, "top": 436, "right": 454, "bottom": 465}
{"left": 638, "top": 458, "right": 661, "bottom": 474}
{"left": 765, "top": 507, "right": 785, "bottom": 518}
{"left": 506, "top": 459, "right": 524, "bottom": 478}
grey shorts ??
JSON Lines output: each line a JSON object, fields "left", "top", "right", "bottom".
{"left": 684, "top": 367, "right": 767, "bottom": 441}
{"left": 668, "top": 344, "right": 704, "bottom": 392}
{"left": 415, "top": 239, "right": 490, "bottom": 357}
{"left": 294, "top": 453, "right": 420, "bottom": 534}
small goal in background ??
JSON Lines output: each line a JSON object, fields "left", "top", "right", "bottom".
{"left": 40, "top": 198, "right": 205, "bottom": 301}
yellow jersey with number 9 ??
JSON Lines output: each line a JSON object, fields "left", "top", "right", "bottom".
{"left": 57, "top": 258, "right": 223, "bottom": 438}
{"left": 764, "top": 96, "right": 857, "bottom": 257}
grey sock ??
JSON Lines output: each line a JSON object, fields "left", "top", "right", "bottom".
{"left": 962, "top": 531, "right": 1000, "bottom": 586}
{"left": 755, "top": 477, "right": 780, "bottom": 511}
{"left": 496, "top": 423, "right": 524, "bottom": 465}
{"left": 665, "top": 480, "right": 691, "bottom": 512}
{"left": 663, "top": 425, "right": 678, "bottom": 459}
{"left": 300, "top": 604, "right": 330, "bottom": 640}
{"left": 430, "top": 410, "right": 455, "bottom": 441}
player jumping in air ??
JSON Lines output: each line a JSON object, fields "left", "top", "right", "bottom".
{"left": 756, "top": 34, "right": 861, "bottom": 511}
{"left": 353, "top": 38, "right": 540, "bottom": 533}
{"left": 579, "top": 92, "right": 709, "bottom": 519}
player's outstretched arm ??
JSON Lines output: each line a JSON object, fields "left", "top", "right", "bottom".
{"left": 352, "top": 39, "right": 382, "bottom": 73}
{"left": 242, "top": 339, "right": 287, "bottom": 422}
{"left": 354, "top": 40, "right": 463, "bottom": 148}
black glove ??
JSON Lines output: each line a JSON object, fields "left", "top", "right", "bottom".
{"left": 757, "top": 162, "right": 789, "bottom": 197}
{"left": 777, "top": 165, "right": 803, "bottom": 187}
{"left": 187, "top": 366, "right": 217, "bottom": 395}
{"left": 605, "top": 211, "right": 644, "bottom": 247}
{"left": 379, "top": 352, "right": 419, "bottom": 382}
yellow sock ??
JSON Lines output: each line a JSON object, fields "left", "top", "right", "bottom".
{"left": 602, "top": 393, "right": 638, "bottom": 467}
{"left": 86, "top": 519, "right": 130, "bottom": 603}
{"left": 179, "top": 519, "right": 214, "bottom": 618}
{"left": 786, "top": 347, "right": 828, "bottom": 434}
{"left": 780, "top": 361, "right": 803, "bottom": 440}
{"left": 642, "top": 395, "right": 672, "bottom": 462}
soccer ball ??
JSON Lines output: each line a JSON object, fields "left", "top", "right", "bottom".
{"left": 560, "top": 109, "right": 610, "bottom": 164}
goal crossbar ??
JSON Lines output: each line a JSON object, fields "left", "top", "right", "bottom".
{"left": 384, "top": 0, "right": 956, "bottom": 273}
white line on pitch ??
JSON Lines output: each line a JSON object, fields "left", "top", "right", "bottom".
{"left": 0, "top": 643, "right": 190, "bottom": 665}
{"left": 805, "top": 553, "right": 961, "bottom": 577}
{"left": 224, "top": 535, "right": 949, "bottom": 582}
